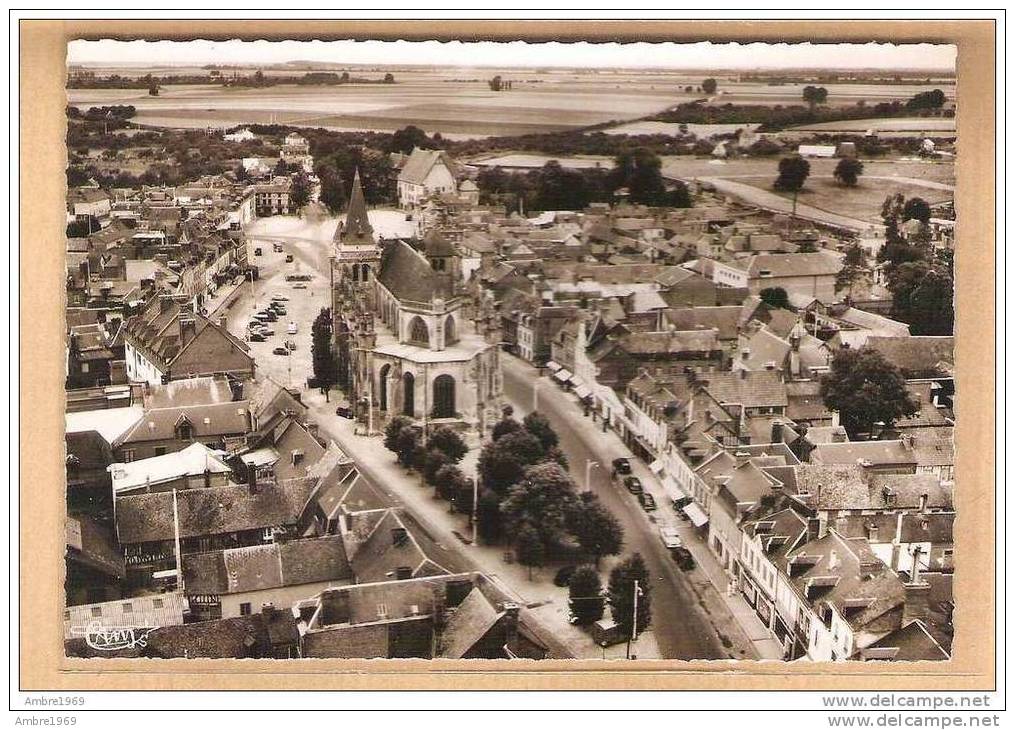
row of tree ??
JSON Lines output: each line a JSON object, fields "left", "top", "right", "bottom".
{"left": 567, "top": 553, "right": 652, "bottom": 640}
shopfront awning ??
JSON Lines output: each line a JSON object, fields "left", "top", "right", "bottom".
{"left": 649, "top": 459, "right": 664, "bottom": 474}
{"left": 553, "top": 369, "right": 573, "bottom": 383}
{"left": 573, "top": 384, "right": 592, "bottom": 400}
{"left": 662, "top": 477, "right": 690, "bottom": 501}
{"left": 682, "top": 502, "right": 710, "bottom": 527}
{"left": 545, "top": 360, "right": 562, "bottom": 373}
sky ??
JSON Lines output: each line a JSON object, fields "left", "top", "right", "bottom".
{"left": 67, "top": 39, "right": 956, "bottom": 72}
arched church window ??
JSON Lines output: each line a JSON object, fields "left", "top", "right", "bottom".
{"left": 445, "top": 315, "right": 457, "bottom": 345}
{"left": 408, "top": 316, "right": 430, "bottom": 347}
{"left": 432, "top": 375, "right": 456, "bottom": 419}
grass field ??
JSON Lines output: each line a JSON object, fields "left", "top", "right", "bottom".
{"left": 786, "top": 116, "right": 956, "bottom": 134}
{"left": 731, "top": 174, "right": 952, "bottom": 224}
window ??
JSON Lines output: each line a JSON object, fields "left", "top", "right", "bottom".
{"left": 432, "top": 375, "right": 456, "bottom": 419}
{"left": 122, "top": 449, "right": 135, "bottom": 463}
{"left": 152, "top": 598, "right": 164, "bottom": 609}
{"left": 239, "top": 602, "right": 252, "bottom": 616}
{"left": 91, "top": 606, "right": 102, "bottom": 618}
{"left": 154, "top": 447, "right": 167, "bottom": 457}
{"left": 122, "top": 603, "right": 133, "bottom": 614}
{"left": 81, "top": 362, "right": 90, "bottom": 373}
{"left": 376, "top": 603, "right": 389, "bottom": 619}
{"left": 408, "top": 316, "right": 430, "bottom": 347}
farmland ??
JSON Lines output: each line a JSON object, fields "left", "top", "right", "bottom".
{"left": 66, "top": 66, "right": 956, "bottom": 140}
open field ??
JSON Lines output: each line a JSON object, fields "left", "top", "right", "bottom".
{"left": 599, "top": 121, "right": 761, "bottom": 138}
{"left": 786, "top": 116, "right": 956, "bottom": 134}
{"left": 67, "top": 67, "right": 955, "bottom": 139}
{"left": 730, "top": 175, "right": 952, "bottom": 224}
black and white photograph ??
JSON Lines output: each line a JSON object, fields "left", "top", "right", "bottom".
{"left": 55, "top": 33, "right": 965, "bottom": 665}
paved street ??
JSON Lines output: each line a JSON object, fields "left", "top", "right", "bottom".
{"left": 501, "top": 357, "right": 736, "bottom": 660}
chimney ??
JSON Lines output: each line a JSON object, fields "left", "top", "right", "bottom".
{"left": 229, "top": 379, "right": 244, "bottom": 401}
{"left": 218, "top": 315, "right": 228, "bottom": 329}
{"left": 180, "top": 317, "right": 197, "bottom": 344}
{"left": 771, "top": 422, "right": 784, "bottom": 443}
{"left": 919, "top": 493, "right": 929, "bottom": 513}
{"left": 740, "top": 347, "right": 750, "bottom": 362}
{"left": 902, "top": 546, "right": 931, "bottom": 624}
{"left": 501, "top": 602, "right": 521, "bottom": 656}
{"left": 247, "top": 466, "right": 259, "bottom": 495}
{"left": 901, "top": 433, "right": 915, "bottom": 450}
{"left": 806, "top": 516, "right": 827, "bottom": 542}
{"left": 203, "top": 467, "right": 212, "bottom": 489}
{"left": 739, "top": 368, "right": 748, "bottom": 380}
{"left": 391, "top": 527, "right": 409, "bottom": 547}
{"left": 734, "top": 451, "right": 751, "bottom": 468}
{"left": 828, "top": 550, "right": 839, "bottom": 570}
{"left": 160, "top": 296, "right": 174, "bottom": 313}
{"left": 831, "top": 410, "right": 841, "bottom": 428}
{"left": 866, "top": 521, "right": 879, "bottom": 543}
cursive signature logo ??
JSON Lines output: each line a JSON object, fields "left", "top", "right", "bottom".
{"left": 69, "top": 621, "right": 154, "bottom": 651}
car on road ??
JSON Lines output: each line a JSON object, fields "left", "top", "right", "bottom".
{"left": 285, "top": 340, "right": 297, "bottom": 351}
{"left": 249, "top": 333, "right": 266, "bottom": 343}
{"left": 259, "top": 328, "right": 275, "bottom": 337}
{"left": 638, "top": 493, "right": 658, "bottom": 511}
{"left": 658, "top": 526, "right": 683, "bottom": 550}
{"left": 671, "top": 547, "right": 695, "bottom": 571}
{"left": 285, "top": 254, "right": 294, "bottom": 263}
{"left": 624, "top": 476, "right": 643, "bottom": 494}
{"left": 272, "top": 243, "right": 283, "bottom": 253}
{"left": 611, "top": 457, "right": 632, "bottom": 476}
{"left": 292, "top": 283, "right": 307, "bottom": 289}
{"left": 253, "top": 247, "right": 262, "bottom": 256}
{"left": 272, "top": 347, "right": 290, "bottom": 356}
{"left": 260, "top": 312, "right": 278, "bottom": 322}
{"left": 271, "top": 295, "right": 289, "bottom": 302}
{"left": 287, "top": 322, "right": 298, "bottom": 335}
{"left": 335, "top": 402, "right": 354, "bottom": 419}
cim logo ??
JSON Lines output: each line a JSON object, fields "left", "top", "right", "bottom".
{"left": 69, "top": 621, "right": 154, "bottom": 652}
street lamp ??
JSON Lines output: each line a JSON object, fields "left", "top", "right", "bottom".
{"left": 584, "top": 459, "right": 599, "bottom": 493}
{"left": 532, "top": 379, "right": 540, "bottom": 412}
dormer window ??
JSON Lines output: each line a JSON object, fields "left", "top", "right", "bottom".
{"left": 175, "top": 415, "right": 194, "bottom": 441}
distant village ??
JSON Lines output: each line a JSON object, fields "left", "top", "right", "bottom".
{"left": 65, "top": 119, "right": 954, "bottom": 663}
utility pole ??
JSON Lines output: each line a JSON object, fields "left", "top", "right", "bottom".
{"left": 172, "top": 488, "right": 184, "bottom": 594}
{"left": 585, "top": 459, "right": 598, "bottom": 493}
{"left": 470, "top": 477, "right": 479, "bottom": 545}
{"left": 627, "top": 579, "right": 642, "bottom": 660}
{"left": 532, "top": 380, "right": 539, "bottom": 412}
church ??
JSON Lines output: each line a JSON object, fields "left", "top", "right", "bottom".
{"left": 331, "top": 170, "right": 503, "bottom": 440}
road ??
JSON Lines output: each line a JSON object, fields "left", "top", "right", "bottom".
{"left": 501, "top": 361, "right": 725, "bottom": 660}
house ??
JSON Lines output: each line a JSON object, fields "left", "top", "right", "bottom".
{"left": 64, "top": 591, "right": 189, "bottom": 641}
{"left": 114, "top": 476, "right": 318, "bottom": 582}
{"left": 797, "top": 144, "right": 837, "bottom": 158}
{"left": 66, "top": 605, "right": 300, "bottom": 659}
{"left": 711, "top": 252, "right": 843, "bottom": 303}
{"left": 68, "top": 187, "right": 112, "bottom": 220}
{"left": 299, "top": 571, "right": 570, "bottom": 659}
{"left": 65, "top": 515, "right": 125, "bottom": 606}
{"left": 223, "top": 128, "right": 256, "bottom": 143}
{"left": 858, "top": 620, "right": 949, "bottom": 661}
{"left": 182, "top": 535, "right": 353, "bottom": 621}
{"left": 108, "top": 441, "right": 234, "bottom": 496}
{"left": 588, "top": 327, "right": 725, "bottom": 392}
{"left": 238, "top": 416, "right": 328, "bottom": 482}
{"left": 253, "top": 178, "right": 294, "bottom": 216}
{"left": 66, "top": 430, "right": 115, "bottom": 519}
{"left": 122, "top": 296, "right": 254, "bottom": 385}
{"left": 397, "top": 148, "right": 458, "bottom": 209}
{"left": 808, "top": 439, "right": 918, "bottom": 474}
{"left": 114, "top": 400, "right": 252, "bottom": 462}
{"left": 66, "top": 323, "right": 117, "bottom": 389}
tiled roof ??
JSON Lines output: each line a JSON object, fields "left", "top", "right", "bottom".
{"left": 439, "top": 587, "right": 503, "bottom": 659}
{"left": 182, "top": 535, "right": 352, "bottom": 595}
{"left": 861, "top": 620, "right": 950, "bottom": 661}
{"left": 118, "top": 401, "right": 251, "bottom": 445}
{"left": 377, "top": 240, "right": 453, "bottom": 303}
{"left": 664, "top": 306, "right": 742, "bottom": 341}
{"left": 700, "top": 370, "right": 788, "bottom": 408}
{"left": 398, "top": 148, "right": 455, "bottom": 186}
{"left": 349, "top": 510, "right": 450, "bottom": 584}
{"left": 794, "top": 466, "right": 950, "bottom": 511}
{"left": 115, "top": 477, "right": 317, "bottom": 544}
{"left": 810, "top": 440, "right": 918, "bottom": 468}
{"left": 864, "top": 336, "right": 955, "bottom": 378}
{"left": 109, "top": 442, "right": 233, "bottom": 494}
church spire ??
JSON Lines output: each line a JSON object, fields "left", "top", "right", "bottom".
{"left": 340, "top": 167, "right": 373, "bottom": 243}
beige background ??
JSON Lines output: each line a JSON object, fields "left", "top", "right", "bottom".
{"left": 19, "top": 18, "right": 995, "bottom": 691}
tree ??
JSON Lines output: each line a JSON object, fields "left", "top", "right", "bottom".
{"left": 802, "top": 85, "right": 828, "bottom": 110}
{"left": 836, "top": 244, "right": 869, "bottom": 296}
{"left": 394, "top": 425, "right": 423, "bottom": 468}
{"left": 315, "top": 162, "right": 346, "bottom": 214}
{"left": 833, "top": 157, "right": 864, "bottom": 187}
{"left": 819, "top": 348, "right": 919, "bottom": 439}
{"left": 434, "top": 463, "right": 468, "bottom": 505}
{"left": 886, "top": 260, "right": 955, "bottom": 336}
{"left": 773, "top": 154, "right": 811, "bottom": 218}
{"left": 389, "top": 125, "right": 431, "bottom": 155}
{"left": 383, "top": 72, "right": 395, "bottom": 84}
{"left": 608, "top": 553, "right": 652, "bottom": 640}
{"left": 567, "top": 495, "right": 624, "bottom": 566}
{"left": 759, "top": 286, "right": 790, "bottom": 310}
{"left": 611, "top": 148, "right": 670, "bottom": 206}
{"left": 523, "top": 412, "right": 559, "bottom": 452}
{"left": 421, "top": 449, "right": 450, "bottom": 486}
{"left": 514, "top": 524, "right": 545, "bottom": 579}
{"left": 488, "top": 75, "right": 503, "bottom": 92}
{"left": 476, "top": 488, "right": 503, "bottom": 542}
{"left": 568, "top": 566, "right": 605, "bottom": 625}
{"left": 903, "top": 197, "right": 932, "bottom": 225}
{"left": 491, "top": 415, "right": 524, "bottom": 441}
{"left": 748, "top": 138, "right": 783, "bottom": 156}
{"left": 290, "top": 171, "right": 311, "bottom": 212}
{"left": 701, "top": 77, "right": 718, "bottom": 94}
{"left": 906, "top": 89, "right": 946, "bottom": 111}
{"left": 425, "top": 426, "right": 468, "bottom": 463}
{"left": 310, "top": 308, "right": 337, "bottom": 399}
{"left": 384, "top": 415, "right": 414, "bottom": 455}
{"left": 500, "top": 463, "right": 579, "bottom": 548}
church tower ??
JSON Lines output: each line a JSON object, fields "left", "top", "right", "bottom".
{"left": 333, "top": 168, "right": 381, "bottom": 292}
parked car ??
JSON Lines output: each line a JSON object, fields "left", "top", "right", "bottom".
{"left": 271, "top": 295, "right": 289, "bottom": 302}
{"left": 272, "top": 243, "right": 283, "bottom": 253}
{"left": 658, "top": 527, "right": 683, "bottom": 549}
{"left": 671, "top": 547, "right": 695, "bottom": 571}
{"left": 638, "top": 493, "right": 657, "bottom": 511}
{"left": 335, "top": 402, "right": 354, "bottom": 419}
{"left": 272, "top": 347, "right": 290, "bottom": 356}
{"left": 274, "top": 308, "right": 288, "bottom": 317}
{"left": 249, "top": 333, "right": 266, "bottom": 343}
{"left": 253, "top": 247, "right": 262, "bottom": 256}
{"left": 553, "top": 566, "right": 577, "bottom": 587}
{"left": 611, "top": 457, "right": 632, "bottom": 476}
{"left": 261, "top": 312, "right": 278, "bottom": 322}
{"left": 260, "top": 329, "right": 275, "bottom": 337}
{"left": 624, "top": 476, "right": 643, "bottom": 494}
{"left": 287, "top": 322, "right": 298, "bottom": 335}
{"left": 285, "top": 254, "right": 294, "bottom": 263}
{"left": 285, "top": 340, "right": 297, "bottom": 351}
{"left": 292, "top": 283, "right": 308, "bottom": 290}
